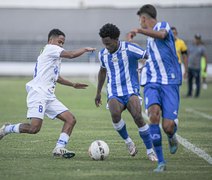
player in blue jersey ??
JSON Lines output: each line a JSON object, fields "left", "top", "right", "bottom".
{"left": 0, "top": 29, "right": 95, "bottom": 158}
{"left": 129, "top": 4, "right": 181, "bottom": 172}
{"left": 95, "top": 23, "right": 157, "bottom": 162}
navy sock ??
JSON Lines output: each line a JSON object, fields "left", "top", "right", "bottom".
{"left": 149, "top": 124, "right": 165, "bottom": 163}
{"left": 113, "top": 120, "right": 129, "bottom": 140}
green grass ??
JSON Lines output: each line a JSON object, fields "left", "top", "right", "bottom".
{"left": 0, "top": 77, "right": 212, "bottom": 180}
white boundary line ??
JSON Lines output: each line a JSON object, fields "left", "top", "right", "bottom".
{"left": 90, "top": 77, "right": 212, "bottom": 165}
{"left": 186, "top": 108, "right": 212, "bottom": 120}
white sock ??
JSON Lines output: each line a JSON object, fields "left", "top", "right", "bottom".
{"left": 5, "top": 123, "right": 21, "bottom": 133}
{"left": 56, "top": 132, "right": 70, "bottom": 148}
{"left": 124, "top": 137, "right": 133, "bottom": 144}
{"left": 112, "top": 119, "right": 125, "bottom": 131}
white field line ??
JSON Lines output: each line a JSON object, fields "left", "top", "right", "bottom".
{"left": 185, "top": 108, "right": 212, "bottom": 120}
{"left": 143, "top": 110, "right": 212, "bottom": 165}
{"left": 90, "top": 78, "right": 212, "bottom": 165}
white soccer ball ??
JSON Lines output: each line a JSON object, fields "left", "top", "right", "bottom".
{"left": 88, "top": 140, "right": 109, "bottom": 160}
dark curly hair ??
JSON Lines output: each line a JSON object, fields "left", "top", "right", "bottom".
{"left": 99, "top": 23, "right": 120, "bottom": 39}
{"left": 48, "top": 29, "right": 65, "bottom": 41}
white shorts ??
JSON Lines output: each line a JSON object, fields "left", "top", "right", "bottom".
{"left": 27, "top": 89, "right": 68, "bottom": 120}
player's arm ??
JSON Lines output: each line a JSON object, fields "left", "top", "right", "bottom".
{"left": 57, "top": 76, "right": 88, "bottom": 89}
{"left": 95, "top": 67, "right": 106, "bottom": 107}
{"left": 130, "top": 28, "right": 167, "bottom": 40}
{"left": 60, "top": 47, "right": 96, "bottom": 59}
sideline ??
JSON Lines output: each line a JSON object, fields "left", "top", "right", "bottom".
{"left": 185, "top": 108, "right": 212, "bottom": 120}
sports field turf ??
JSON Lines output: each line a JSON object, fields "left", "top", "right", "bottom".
{"left": 0, "top": 77, "right": 211, "bottom": 180}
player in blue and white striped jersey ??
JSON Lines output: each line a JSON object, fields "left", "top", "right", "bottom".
{"left": 130, "top": 4, "right": 181, "bottom": 172}
{"left": 95, "top": 23, "right": 157, "bottom": 162}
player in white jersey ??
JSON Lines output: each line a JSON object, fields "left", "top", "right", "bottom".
{"left": 0, "top": 29, "right": 95, "bottom": 158}
{"left": 129, "top": 4, "right": 181, "bottom": 172}
{"left": 95, "top": 23, "right": 157, "bottom": 162}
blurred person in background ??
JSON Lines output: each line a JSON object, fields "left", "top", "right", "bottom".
{"left": 171, "top": 27, "right": 188, "bottom": 80}
{"left": 186, "top": 34, "right": 208, "bottom": 97}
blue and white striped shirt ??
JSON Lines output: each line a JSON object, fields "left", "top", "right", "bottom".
{"left": 99, "top": 41, "right": 147, "bottom": 98}
{"left": 140, "top": 21, "right": 182, "bottom": 85}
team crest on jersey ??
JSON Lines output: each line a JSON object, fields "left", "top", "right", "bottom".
{"left": 112, "top": 56, "right": 118, "bottom": 62}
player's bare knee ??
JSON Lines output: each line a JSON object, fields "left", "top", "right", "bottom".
{"left": 163, "top": 122, "right": 175, "bottom": 134}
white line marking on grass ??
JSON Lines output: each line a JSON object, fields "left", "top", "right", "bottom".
{"left": 176, "top": 135, "right": 212, "bottom": 165}
{"left": 186, "top": 108, "right": 212, "bottom": 120}
{"left": 142, "top": 112, "right": 212, "bottom": 165}
{"left": 90, "top": 80, "right": 212, "bottom": 165}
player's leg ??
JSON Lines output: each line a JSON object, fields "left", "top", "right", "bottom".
{"left": 53, "top": 110, "right": 76, "bottom": 158}
{"left": 0, "top": 118, "right": 42, "bottom": 139}
{"left": 108, "top": 97, "right": 137, "bottom": 156}
{"left": 161, "top": 84, "right": 180, "bottom": 154}
{"left": 127, "top": 95, "right": 157, "bottom": 161}
{"left": 144, "top": 84, "right": 166, "bottom": 172}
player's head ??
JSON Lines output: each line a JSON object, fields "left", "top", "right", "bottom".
{"left": 171, "top": 27, "right": 178, "bottom": 39}
{"left": 137, "top": 4, "right": 157, "bottom": 29}
{"left": 99, "top": 23, "right": 120, "bottom": 53}
{"left": 48, "top": 29, "right": 66, "bottom": 47}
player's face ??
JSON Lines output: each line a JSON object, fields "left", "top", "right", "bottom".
{"left": 49, "top": 35, "right": 65, "bottom": 47}
{"left": 102, "top": 37, "right": 119, "bottom": 54}
{"left": 139, "top": 15, "right": 148, "bottom": 29}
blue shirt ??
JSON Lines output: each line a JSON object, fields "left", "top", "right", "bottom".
{"left": 140, "top": 21, "right": 182, "bottom": 85}
{"left": 99, "top": 41, "right": 147, "bottom": 98}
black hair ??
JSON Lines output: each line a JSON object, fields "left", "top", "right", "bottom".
{"left": 99, "top": 23, "right": 120, "bottom": 39}
{"left": 137, "top": 4, "right": 157, "bottom": 19}
{"left": 171, "top": 27, "right": 177, "bottom": 31}
{"left": 48, "top": 29, "right": 65, "bottom": 41}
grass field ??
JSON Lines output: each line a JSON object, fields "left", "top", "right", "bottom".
{"left": 0, "top": 77, "right": 212, "bottom": 180}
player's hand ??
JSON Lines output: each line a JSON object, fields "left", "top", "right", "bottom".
{"left": 95, "top": 94, "right": 102, "bottom": 107}
{"left": 72, "top": 83, "right": 88, "bottom": 89}
{"left": 126, "top": 32, "right": 137, "bottom": 41}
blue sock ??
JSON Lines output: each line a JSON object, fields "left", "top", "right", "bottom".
{"left": 113, "top": 119, "right": 128, "bottom": 140}
{"left": 149, "top": 124, "right": 165, "bottom": 163}
{"left": 139, "top": 124, "right": 152, "bottom": 149}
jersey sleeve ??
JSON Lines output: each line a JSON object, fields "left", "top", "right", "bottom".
{"left": 127, "top": 43, "right": 148, "bottom": 60}
{"left": 180, "top": 40, "right": 188, "bottom": 52}
{"left": 98, "top": 51, "right": 106, "bottom": 68}
{"left": 46, "top": 45, "right": 64, "bottom": 59}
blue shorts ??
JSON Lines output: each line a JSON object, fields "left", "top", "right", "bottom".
{"left": 108, "top": 93, "right": 141, "bottom": 106}
{"left": 143, "top": 83, "right": 180, "bottom": 120}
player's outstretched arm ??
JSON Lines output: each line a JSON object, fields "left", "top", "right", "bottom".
{"left": 60, "top": 47, "right": 96, "bottom": 59}
{"left": 57, "top": 76, "right": 88, "bottom": 89}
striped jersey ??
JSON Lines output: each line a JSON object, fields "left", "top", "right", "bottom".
{"left": 99, "top": 41, "right": 147, "bottom": 98}
{"left": 140, "top": 21, "right": 182, "bottom": 86}
{"left": 26, "top": 44, "right": 64, "bottom": 99}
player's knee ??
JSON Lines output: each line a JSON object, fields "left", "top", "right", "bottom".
{"left": 67, "top": 115, "right": 77, "bottom": 126}
{"left": 162, "top": 122, "right": 175, "bottom": 134}
{"left": 149, "top": 112, "right": 160, "bottom": 123}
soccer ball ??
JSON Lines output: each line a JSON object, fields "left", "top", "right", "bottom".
{"left": 88, "top": 140, "right": 109, "bottom": 160}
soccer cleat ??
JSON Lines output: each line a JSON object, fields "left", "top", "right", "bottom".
{"left": 153, "top": 162, "right": 166, "bottom": 172}
{"left": 0, "top": 123, "right": 10, "bottom": 140}
{"left": 168, "top": 134, "right": 178, "bottom": 154}
{"left": 52, "top": 147, "right": 75, "bottom": 159}
{"left": 147, "top": 151, "right": 158, "bottom": 162}
{"left": 126, "top": 141, "right": 138, "bottom": 156}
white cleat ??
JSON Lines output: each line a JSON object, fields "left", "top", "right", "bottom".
{"left": 147, "top": 151, "right": 158, "bottom": 162}
{"left": 52, "top": 147, "right": 75, "bottom": 159}
{"left": 0, "top": 123, "right": 10, "bottom": 140}
{"left": 126, "top": 141, "right": 138, "bottom": 157}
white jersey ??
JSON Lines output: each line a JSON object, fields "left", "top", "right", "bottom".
{"left": 26, "top": 44, "right": 64, "bottom": 99}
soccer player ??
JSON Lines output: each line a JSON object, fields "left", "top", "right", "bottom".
{"left": 0, "top": 29, "right": 95, "bottom": 158}
{"left": 171, "top": 27, "right": 188, "bottom": 79}
{"left": 95, "top": 23, "right": 157, "bottom": 162}
{"left": 129, "top": 4, "right": 181, "bottom": 172}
